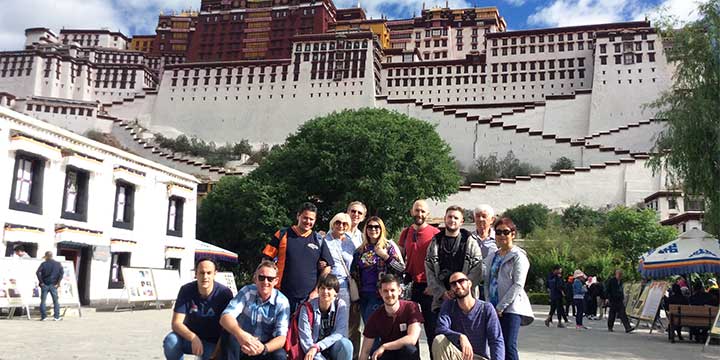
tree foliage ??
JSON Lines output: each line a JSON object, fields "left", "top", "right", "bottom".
{"left": 249, "top": 108, "right": 462, "bottom": 231}
{"left": 501, "top": 203, "right": 550, "bottom": 236}
{"left": 601, "top": 206, "right": 678, "bottom": 267}
{"left": 561, "top": 204, "right": 607, "bottom": 229}
{"left": 550, "top": 156, "right": 575, "bottom": 171}
{"left": 155, "top": 134, "right": 254, "bottom": 166}
{"left": 648, "top": 0, "right": 720, "bottom": 234}
{"left": 197, "top": 176, "right": 291, "bottom": 275}
{"left": 465, "top": 151, "right": 542, "bottom": 184}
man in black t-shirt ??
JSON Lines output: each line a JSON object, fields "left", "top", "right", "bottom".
{"left": 163, "top": 259, "right": 233, "bottom": 360}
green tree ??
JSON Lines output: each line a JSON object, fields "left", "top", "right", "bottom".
{"left": 601, "top": 207, "right": 678, "bottom": 267}
{"left": 465, "top": 151, "right": 541, "bottom": 184}
{"left": 551, "top": 156, "right": 575, "bottom": 171}
{"left": 249, "top": 108, "right": 461, "bottom": 230}
{"left": 197, "top": 176, "right": 291, "bottom": 275}
{"left": 648, "top": 0, "right": 720, "bottom": 234}
{"left": 561, "top": 204, "right": 606, "bottom": 229}
{"left": 501, "top": 203, "right": 550, "bottom": 236}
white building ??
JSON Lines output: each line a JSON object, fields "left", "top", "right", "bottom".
{"left": 0, "top": 106, "right": 198, "bottom": 305}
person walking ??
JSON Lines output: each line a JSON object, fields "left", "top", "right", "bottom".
{"left": 573, "top": 270, "right": 589, "bottom": 330}
{"left": 564, "top": 276, "right": 575, "bottom": 319}
{"left": 605, "top": 269, "right": 634, "bottom": 333}
{"left": 544, "top": 265, "right": 566, "bottom": 328}
{"left": 484, "top": 217, "right": 534, "bottom": 360}
{"left": 36, "top": 251, "right": 64, "bottom": 321}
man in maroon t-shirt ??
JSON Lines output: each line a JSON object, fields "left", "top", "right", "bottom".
{"left": 398, "top": 199, "right": 440, "bottom": 355}
{"left": 360, "top": 274, "right": 424, "bottom": 360}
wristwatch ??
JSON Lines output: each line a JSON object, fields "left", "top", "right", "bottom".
{"left": 262, "top": 344, "right": 268, "bottom": 356}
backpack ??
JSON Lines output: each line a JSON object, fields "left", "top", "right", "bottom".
{"left": 285, "top": 300, "right": 314, "bottom": 360}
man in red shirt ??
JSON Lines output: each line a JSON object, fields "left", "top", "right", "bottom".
{"left": 360, "top": 274, "right": 424, "bottom": 360}
{"left": 399, "top": 199, "right": 439, "bottom": 355}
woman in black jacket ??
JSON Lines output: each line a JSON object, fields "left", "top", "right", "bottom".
{"left": 564, "top": 275, "right": 575, "bottom": 318}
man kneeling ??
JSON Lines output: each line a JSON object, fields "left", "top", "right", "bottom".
{"left": 163, "top": 258, "right": 234, "bottom": 360}
{"left": 434, "top": 272, "right": 504, "bottom": 360}
{"left": 299, "top": 274, "right": 353, "bottom": 360}
{"left": 220, "top": 260, "right": 290, "bottom": 360}
{"left": 359, "top": 274, "right": 423, "bottom": 360}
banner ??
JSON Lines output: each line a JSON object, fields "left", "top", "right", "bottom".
{"left": 121, "top": 267, "right": 156, "bottom": 302}
{"left": 151, "top": 269, "right": 182, "bottom": 301}
{"left": 0, "top": 258, "right": 80, "bottom": 309}
{"left": 217, "top": 272, "right": 238, "bottom": 296}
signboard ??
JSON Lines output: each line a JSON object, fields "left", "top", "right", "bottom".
{"left": 217, "top": 272, "right": 238, "bottom": 296}
{"left": 624, "top": 282, "right": 642, "bottom": 316}
{"left": 627, "top": 281, "right": 668, "bottom": 321}
{"left": 93, "top": 246, "right": 111, "bottom": 261}
{"left": 151, "top": 269, "right": 182, "bottom": 301}
{"left": 710, "top": 304, "right": 720, "bottom": 336}
{"left": 121, "top": 267, "right": 156, "bottom": 302}
{"left": 0, "top": 258, "right": 81, "bottom": 311}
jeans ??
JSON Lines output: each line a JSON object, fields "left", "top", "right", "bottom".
{"left": 40, "top": 284, "right": 60, "bottom": 319}
{"left": 411, "top": 282, "right": 437, "bottom": 358}
{"left": 574, "top": 299, "right": 585, "bottom": 326}
{"left": 607, "top": 299, "right": 631, "bottom": 331}
{"left": 359, "top": 292, "right": 383, "bottom": 324}
{"left": 163, "top": 332, "right": 217, "bottom": 360}
{"left": 377, "top": 344, "right": 420, "bottom": 360}
{"left": 499, "top": 312, "right": 521, "bottom": 360}
{"left": 337, "top": 286, "right": 351, "bottom": 336}
{"left": 220, "top": 331, "right": 286, "bottom": 360}
{"left": 321, "top": 338, "right": 353, "bottom": 360}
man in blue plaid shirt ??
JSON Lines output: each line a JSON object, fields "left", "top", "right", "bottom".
{"left": 220, "top": 260, "right": 290, "bottom": 360}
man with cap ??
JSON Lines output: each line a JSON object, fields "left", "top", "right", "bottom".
{"left": 36, "top": 251, "right": 64, "bottom": 321}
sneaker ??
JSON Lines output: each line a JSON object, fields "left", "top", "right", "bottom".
{"left": 53, "top": 317, "right": 63, "bottom": 321}
{"left": 576, "top": 325, "right": 590, "bottom": 330}
{"left": 545, "top": 318, "right": 551, "bottom": 327}
{"left": 558, "top": 322, "right": 566, "bottom": 328}
{"left": 40, "top": 318, "right": 48, "bottom": 321}
{"left": 608, "top": 328, "right": 614, "bottom": 332}
{"left": 625, "top": 327, "right": 635, "bottom": 333}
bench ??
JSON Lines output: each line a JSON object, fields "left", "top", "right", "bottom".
{"left": 667, "top": 305, "right": 718, "bottom": 343}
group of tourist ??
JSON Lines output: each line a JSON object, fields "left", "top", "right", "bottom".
{"left": 665, "top": 277, "right": 720, "bottom": 343}
{"left": 163, "top": 200, "right": 535, "bottom": 360}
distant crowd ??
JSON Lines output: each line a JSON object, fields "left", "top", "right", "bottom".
{"left": 163, "top": 200, "right": 534, "bottom": 360}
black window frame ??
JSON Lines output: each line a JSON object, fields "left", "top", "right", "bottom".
{"left": 61, "top": 166, "right": 90, "bottom": 222}
{"left": 108, "top": 252, "right": 131, "bottom": 289}
{"left": 112, "top": 180, "right": 135, "bottom": 230}
{"left": 9, "top": 151, "right": 45, "bottom": 214}
{"left": 166, "top": 196, "right": 185, "bottom": 237}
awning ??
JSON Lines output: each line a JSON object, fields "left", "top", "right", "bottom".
{"left": 165, "top": 246, "right": 186, "bottom": 259}
{"left": 3, "top": 223, "right": 44, "bottom": 244}
{"left": 194, "top": 239, "right": 238, "bottom": 264}
{"left": 639, "top": 228, "right": 720, "bottom": 277}
{"left": 55, "top": 225, "right": 107, "bottom": 247}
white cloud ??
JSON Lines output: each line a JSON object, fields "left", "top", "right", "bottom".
{"left": 527, "top": 0, "right": 707, "bottom": 28}
{"left": 504, "top": 0, "right": 527, "bottom": 6}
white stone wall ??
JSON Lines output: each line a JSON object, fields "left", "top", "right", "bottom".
{"left": 584, "top": 120, "right": 665, "bottom": 152}
{"left": 429, "top": 157, "right": 660, "bottom": 216}
{"left": 0, "top": 106, "right": 198, "bottom": 303}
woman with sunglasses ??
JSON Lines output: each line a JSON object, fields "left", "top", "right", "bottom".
{"left": 323, "top": 213, "right": 356, "bottom": 324}
{"left": 350, "top": 216, "right": 405, "bottom": 323}
{"left": 483, "top": 217, "right": 534, "bottom": 360}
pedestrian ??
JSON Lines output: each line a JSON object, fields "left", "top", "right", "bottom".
{"left": 298, "top": 274, "right": 353, "bottom": 360}
{"left": 605, "top": 269, "right": 634, "bottom": 333}
{"left": 262, "top": 202, "right": 335, "bottom": 312}
{"left": 220, "top": 261, "right": 290, "bottom": 360}
{"left": 345, "top": 201, "right": 367, "bottom": 359}
{"left": 163, "top": 258, "right": 234, "bottom": 360}
{"left": 688, "top": 282, "right": 716, "bottom": 342}
{"left": 665, "top": 283, "right": 688, "bottom": 340}
{"left": 323, "top": 213, "right": 355, "bottom": 324}
{"left": 564, "top": 276, "right": 575, "bottom": 318}
{"left": 544, "top": 265, "right": 566, "bottom": 328}
{"left": 585, "top": 276, "right": 598, "bottom": 320}
{"left": 358, "top": 274, "right": 424, "bottom": 360}
{"left": 470, "top": 204, "right": 498, "bottom": 301}
{"left": 484, "top": 217, "right": 534, "bottom": 360}
{"left": 426, "top": 206, "right": 483, "bottom": 313}
{"left": 434, "top": 271, "right": 505, "bottom": 360}
{"left": 36, "top": 251, "right": 64, "bottom": 321}
{"left": 398, "top": 199, "right": 440, "bottom": 356}
{"left": 573, "top": 270, "right": 589, "bottom": 330}
{"left": 351, "top": 216, "right": 405, "bottom": 324}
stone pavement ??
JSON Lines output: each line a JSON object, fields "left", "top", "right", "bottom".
{"left": 1, "top": 305, "right": 718, "bottom": 360}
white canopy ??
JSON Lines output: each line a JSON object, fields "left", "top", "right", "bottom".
{"left": 639, "top": 228, "right": 720, "bottom": 277}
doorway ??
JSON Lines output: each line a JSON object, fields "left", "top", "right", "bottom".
{"left": 57, "top": 244, "right": 92, "bottom": 305}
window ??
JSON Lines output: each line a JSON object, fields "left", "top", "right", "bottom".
{"left": 167, "top": 196, "right": 184, "bottom": 237}
{"left": 668, "top": 198, "right": 678, "bottom": 210}
{"left": 9, "top": 152, "right": 45, "bottom": 214}
{"left": 61, "top": 167, "right": 89, "bottom": 222}
{"left": 648, "top": 53, "right": 656, "bottom": 62}
{"left": 113, "top": 181, "right": 135, "bottom": 230}
{"left": 165, "top": 257, "right": 181, "bottom": 271}
{"left": 108, "top": 252, "right": 131, "bottom": 289}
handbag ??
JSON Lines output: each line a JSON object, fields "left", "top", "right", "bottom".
{"left": 335, "top": 243, "right": 360, "bottom": 302}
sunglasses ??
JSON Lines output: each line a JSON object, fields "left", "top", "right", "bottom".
{"left": 258, "top": 275, "right": 276, "bottom": 282}
{"left": 366, "top": 225, "right": 381, "bottom": 230}
{"left": 449, "top": 278, "right": 469, "bottom": 287}
{"left": 495, "top": 229, "right": 513, "bottom": 236}
{"left": 334, "top": 222, "right": 350, "bottom": 226}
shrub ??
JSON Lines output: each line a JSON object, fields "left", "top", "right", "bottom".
{"left": 528, "top": 292, "right": 550, "bottom": 305}
{"left": 551, "top": 156, "right": 575, "bottom": 171}
{"left": 502, "top": 203, "right": 550, "bottom": 236}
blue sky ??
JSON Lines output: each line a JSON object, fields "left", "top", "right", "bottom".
{"left": 0, "top": 0, "right": 706, "bottom": 50}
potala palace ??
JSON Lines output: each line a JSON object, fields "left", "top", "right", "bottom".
{"left": 0, "top": 0, "right": 703, "bottom": 275}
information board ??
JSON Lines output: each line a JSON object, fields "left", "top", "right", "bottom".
{"left": 121, "top": 267, "right": 156, "bottom": 302}
{"left": 0, "top": 258, "right": 81, "bottom": 311}
{"left": 624, "top": 282, "right": 642, "bottom": 315}
{"left": 151, "top": 269, "right": 182, "bottom": 301}
{"left": 216, "top": 272, "right": 238, "bottom": 296}
{"left": 639, "top": 281, "right": 668, "bottom": 321}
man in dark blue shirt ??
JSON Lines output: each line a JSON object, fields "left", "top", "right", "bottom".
{"left": 163, "top": 258, "right": 234, "bottom": 360}
{"left": 36, "top": 251, "right": 64, "bottom": 321}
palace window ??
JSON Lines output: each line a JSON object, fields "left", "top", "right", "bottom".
{"left": 108, "top": 252, "right": 131, "bottom": 289}
{"left": 9, "top": 152, "right": 45, "bottom": 214}
{"left": 167, "top": 196, "right": 185, "bottom": 237}
{"left": 113, "top": 181, "right": 135, "bottom": 230}
{"left": 61, "top": 167, "right": 89, "bottom": 222}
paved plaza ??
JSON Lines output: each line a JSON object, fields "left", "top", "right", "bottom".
{"left": 1, "top": 305, "right": 718, "bottom": 360}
